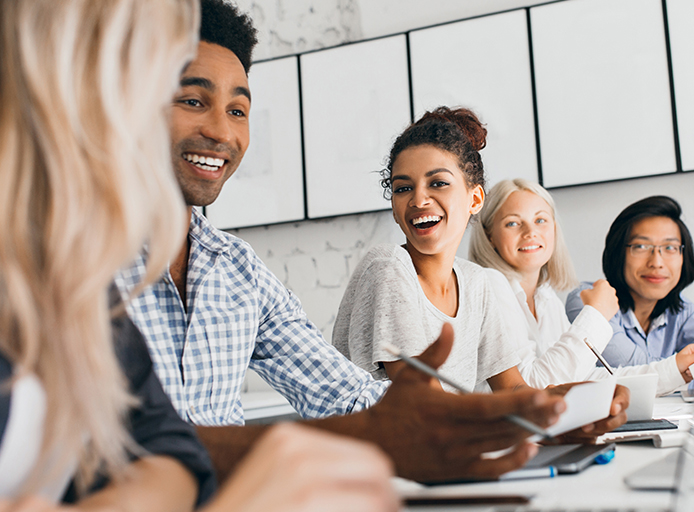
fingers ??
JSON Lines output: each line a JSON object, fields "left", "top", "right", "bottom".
{"left": 457, "top": 442, "right": 540, "bottom": 482}
{"left": 676, "top": 348, "right": 694, "bottom": 378}
{"left": 610, "top": 384, "right": 630, "bottom": 417}
{"left": 439, "top": 387, "right": 565, "bottom": 428}
{"left": 214, "top": 423, "right": 400, "bottom": 512}
{"left": 579, "top": 384, "right": 629, "bottom": 436}
{"left": 581, "top": 280, "right": 619, "bottom": 321}
{"left": 0, "top": 498, "right": 63, "bottom": 512}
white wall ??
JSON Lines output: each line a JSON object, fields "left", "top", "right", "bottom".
{"left": 230, "top": 0, "right": 694, "bottom": 357}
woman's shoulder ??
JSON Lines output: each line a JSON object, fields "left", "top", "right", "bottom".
{"left": 453, "top": 256, "right": 484, "bottom": 275}
{"left": 566, "top": 281, "right": 594, "bottom": 302}
{"left": 677, "top": 294, "right": 694, "bottom": 316}
{"left": 454, "top": 257, "right": 497, "bottom": 288}
{"left": 354, "top": 244, "right": 415, "bottom": 275}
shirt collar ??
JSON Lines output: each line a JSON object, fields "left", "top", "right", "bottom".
{"left": 509, "top": 279, "right": 525, "bottom": 300}
{"left": 624, "top": 308, "right": 668, "bottom": 333}
{"left": 509, "top": 279, "right": 552, "bottom": 302}
{"left": 190, "top": 207, "right": 231, "bottom": 254}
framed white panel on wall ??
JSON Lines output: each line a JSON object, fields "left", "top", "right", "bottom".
{"left": 206, "top": 56, "right": 305, "bottom": 229}
{"left": 667, "top": 0, "right": 694, "bottom": 172}
{"left": 410, "top": 10, "right": 538, "bottom": 188}
{"left": 301, "top": 35, "right": 411, "bottom": 218}
{"left": 531, "top": 0, "right": 676, "bottom": 188}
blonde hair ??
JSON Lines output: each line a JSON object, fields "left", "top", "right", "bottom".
{"left": 469, "top": 179, "right": 577, "bottom": 291}
{"left": 0, "top": 0, "right": 197, "bottom": 493}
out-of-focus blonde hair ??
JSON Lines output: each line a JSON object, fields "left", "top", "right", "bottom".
{"left": 0, "top": 0, "right": 197, "bottom": 492}
{"left": 469, "top": 179, "right": 577, "bottom": 291}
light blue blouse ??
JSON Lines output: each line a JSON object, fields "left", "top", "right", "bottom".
{"left": 566, "top": 282, "right": 694, "bottom": 369}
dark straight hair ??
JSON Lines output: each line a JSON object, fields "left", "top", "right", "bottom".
{"left": 602, "top": 195, "right": 694, "bottom": 319}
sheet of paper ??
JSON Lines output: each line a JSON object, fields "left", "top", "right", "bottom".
{"left": 546, "top": 378, "right": 616, "bottom": 436}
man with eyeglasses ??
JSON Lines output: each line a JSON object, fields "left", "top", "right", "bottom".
{"left": 567, "top": 195, "right": 694, "bottom": 373}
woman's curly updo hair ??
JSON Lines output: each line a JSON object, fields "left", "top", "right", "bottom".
{"left": 380, "top": 106, "right": 487, "bottom": 199}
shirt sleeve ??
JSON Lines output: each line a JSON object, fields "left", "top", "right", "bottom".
{"left": 113, "top": 313, "right": 216, "bottom": 506}
{"left": 487, "top": 273, "right": 611, "bottom": 387}
{"left": 585, "top": 356, "right": 685, "bottom": 396}
{"left": 0, "top": 353, "right": 10, "bottom": 444}
{"left": 564, "top": 282, "right": 593, "bottom": 323}
{"left": 674, "top": 304, "right": 694, "bottom": 353}
{"left": 249, "top": 255, "right": 389, "bottom": 419}
{"left": 566, "top": 281, "right": 649, "bottom": 367}
{"left": 64, "top": 311, "right": 217, "bottom": 506}
{"left": 474, "top": 273, "right": 521, "bottom": 384}
{"left": 524, "top": 305, "right": 613, "bottom": 388}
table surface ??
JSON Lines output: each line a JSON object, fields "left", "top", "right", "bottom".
{"left": 396, "top": 395, "right": 693, "bottom": 511}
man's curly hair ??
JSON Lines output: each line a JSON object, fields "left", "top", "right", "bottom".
{"left": 200, "top": 0, "right": 258, "bottom": 74}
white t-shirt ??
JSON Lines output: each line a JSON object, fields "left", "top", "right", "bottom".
{"left": 332, "top": 245, "right": 519, "bottom": 392}
{"left": 485, "top": 269, "right": 685, "bottom": 394}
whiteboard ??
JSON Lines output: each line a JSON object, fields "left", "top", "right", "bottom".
{"left": 531, "top": 0, "right": 676, "bottom": 188}
{"left": 301, "top": 35, "right": 411, "bottom": 218}
{"left": 206, "top": 56, "right": 305, "bottom": 229}
{"left": 410, "top": 10, "right": 538, "bottom": 188}
{"left": 667, "top": 0, "right": 694, "bottom": 172}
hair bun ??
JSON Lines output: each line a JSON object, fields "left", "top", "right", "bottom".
{"left": 420, "top": 106, "right": 487, "bottom": 151}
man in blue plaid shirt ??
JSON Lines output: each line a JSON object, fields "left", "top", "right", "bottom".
{"left": 116, "top": 0, "right": 628, "bottom": 485}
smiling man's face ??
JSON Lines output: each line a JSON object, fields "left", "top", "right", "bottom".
{"left": 170, "top": 41, "right": 251, "bottom": 207}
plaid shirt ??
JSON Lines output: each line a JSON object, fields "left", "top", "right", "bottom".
{"left": 115, "top": 208, "right": 388, "bottom": 426}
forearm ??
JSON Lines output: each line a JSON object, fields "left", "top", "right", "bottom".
{"left": 195, "top": 424, "right": 269, "bottom": 483}
{"left": 75, "top": 457, "right": 197, "bottom": 512}
{"left": 521, "top": 307, "right": 614, "bottom": 387}
{"left": 487, "top": 367, "right": 528, "bottom": 391}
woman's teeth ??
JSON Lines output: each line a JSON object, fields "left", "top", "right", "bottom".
{"left": 412, "top": 215, "right": 441, "bottom": 229}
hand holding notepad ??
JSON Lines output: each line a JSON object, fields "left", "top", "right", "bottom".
{"left": 543, "top": 378, "right": 617, "bottom": 437}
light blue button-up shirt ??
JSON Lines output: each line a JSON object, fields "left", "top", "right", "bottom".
{"left": 566, "top": 282, "right": 694, "bottom": 367}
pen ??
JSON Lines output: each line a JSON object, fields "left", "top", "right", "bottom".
{"left": 583, "top": 338, "right": 615, "bottom": 375}
{"left": 383, "top": 343, "right": 553, "bottom": 441}
{"left": 499, "top": 465, "right": 556, "bottom": 480}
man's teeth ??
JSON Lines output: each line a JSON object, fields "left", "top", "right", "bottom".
{"left": 412, "top": 215, "right": 441, "bottom": 226}
{"left": 519, "top": 245, "right": 541, "bottom": 251}
{"left": 184, "top": 153, "right": 225, "bottom": 170}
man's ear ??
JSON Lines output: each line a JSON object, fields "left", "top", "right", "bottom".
{"left": 469, "top": 185, "right": 485, "bottom": 215}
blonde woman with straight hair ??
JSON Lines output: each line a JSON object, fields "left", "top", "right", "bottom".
{"left": 469, "top": 179, "right": 694, "bottom": 393}
{"left": 0, "top": 0, "right": 215, "bottom": 505}
{"left": 0, "top": 0, "right": 400, "bottom": 510}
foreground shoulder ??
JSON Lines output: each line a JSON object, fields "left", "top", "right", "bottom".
{"left": 453, "top": 257, "right": 487, "bottom": 282}
{"left": 481, "top": 267, "right": 511, "bottom": 288}
{"left": 352, "top": 244, "right": 415, "bottom": 279}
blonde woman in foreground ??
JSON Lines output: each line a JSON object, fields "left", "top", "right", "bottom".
{"left": 0, "top": 0, "right": 396, "bottom": 511}
{"left": 469, "top": 179, "right": 694, "bottom": 394}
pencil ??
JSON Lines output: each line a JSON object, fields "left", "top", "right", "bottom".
{"left": 583, "top": 338, "right": 615, "bottom": 375}
{"left": 383, "top": 342, "right": 553, "bottom": 441}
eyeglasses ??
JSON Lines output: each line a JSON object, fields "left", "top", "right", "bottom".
{"left": 625, "top": 243, "right": 684, "bottom": 258}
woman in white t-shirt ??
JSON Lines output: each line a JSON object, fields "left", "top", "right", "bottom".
{"left": 468, "top": 179, "right": 694, "bottom": 393}
{"left": 333, "top": 107, "right": 524, "bottom": 392}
